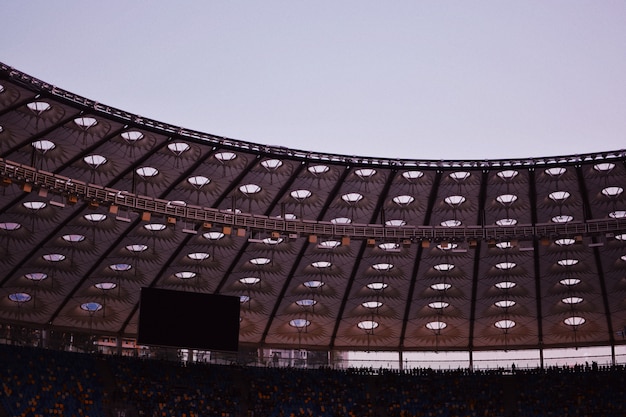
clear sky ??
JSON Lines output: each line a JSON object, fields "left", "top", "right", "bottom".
{"left": 2, "top": 1, "right": 625, "bottom": 160}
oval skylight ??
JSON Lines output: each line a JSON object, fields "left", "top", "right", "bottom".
{"left": 615, "top": 233, "right": 626, "bottom": 241}
{"left": 368, "top": 282, "right": 388, "bottom": 291}
{"left": 277, "top": 213, "right": 297, "bottom": 220}
{"left": 175, "top": 271, "right": 197, "bottom": 279}
{"left": 261, "top": 159, "right": 283, "bottom": 170}
{"left": 25, "top": 273, "right": 47, "bottom": 281}
{"left": 496, "top": 194, "right": 517, "bottom": 205}
{"left": 555, "top": 238, "right": 575, "bottom": 246}
{"left": 358, "top": 320, "right": 379, "bottom": 331}
{"left": 428, "top": 301, "right": 449, "bottom": 309}
{"left": 402, "top": 171, "right": 424, "bottom": 180}
{"left": 557, "top": 259, "right": 579, "bottom": 267}
{"left": 545, "top": 167, "right": 566, "bottom": 177}
{"left": 126, "top": 244, "right": 148, "bottom": 253}
{"left": 444, "top": 195, "right": 466, "bottom": 207}
{"left": 440, "top": 219, "right": 462, "bottom": 227}
{"left": 239, "top": 184, "right": 261, "bottom": 195}
{"left": 437, "top": 243, "right": 458, "bottom": 251}
{"left": 355, "top": 168, "right": 376, "bottom": 179}
{"left": 560, "top": 278, "right": 581, "bottom": 286}
{"left": 342, "top": 192, "right": 363, "bottom": 204}
{"left": 372, "top": 263, "right": 394, "bottom": 271}
{"left": 431, "top": 283, "right": 452, "bottom": 291}
{"left": 188, "top": 252, "right": 210, "bottom": 261}
{"left": 495, "top": 281, "right": 516, "bottom": 289}
{"left": 304, "top": 280, "right": 325, "bottom": 289}
{"left": 240, "top": 277, "right": 261, "bottom": 285}
{"left": 449, "top": 171, "right": 470, "bottom": 181}
{"left": 426, "top": 321, "right": 447, "bottom": 330}
{"left": 594, "top": 162, "right": 615, "bottom": 172}
{"left": 262, "top": 237, "right": 283, "bottom": 246}
{"left": 385, "top": 219, "right": 406, "bottom": 227}
{"left": 215, "top": 151, "right": 237, "bottom": 162}
{"left": 63, "top": 234, "right": 85, "bottom": 243}
{"left": 81, "top": 302, "right": 103, "bottom": 312}
{"left": 308, "top": 164, "right": 329, "bottom": 175}
{"left": 392, "top": 195, "right": 414, "bottom": 206}
{"left": 23, "top": 201, "right": 46, "bottom": 210}
{"left": 120, "top": 131, "right": 144, "bottom": 142}
{"left": 318, "top": 240, "right": 341, "bottom": 249}
{"left": 564, "top": 316, "right": 585, "bottom": 326}
{"left": 31, "top": 139, "right": 56, "bottom": 152}
{"left": 168, "top": 142, "right": 190, "bottom": 155}
{"left": 27, "top": 101, "right": 50, "bottom": 113}
{"left": 549, "top": 191, "right": 570, "bottom": 202}
{"left": 311, "top": 261, "right": 332, "bottom": 268}
{"left": 85, "top": 213, "right": 107, "bottom": 222}
{"left": 203, "top": 231, "right": 225, "bottom": 240}
{"left": 43, "top": 254, "right": 65, "bottom": 262}
{"left": 110, "top": 263, "right": 132, "bottom": 271}
{"left": 610, "top": 211, "right": 626, "bottom": 219}
{"left": 496, "top": 218, "right": 518, "bottom": 226}
{"left": 330, "top": 217, "right": 352, "bottom": 225}
{"left": 552, "top": 215, "right": 573, "bottom": 223}
{"left": 240, "top": 296, "right": 250, "bottom": 303}
{"left": 291, "top": 189, "right": 312, "bottom": 201}
{"left": 495, "top": 262, "right": 516, "bottom": 270}
{"left": 136, "top": 166, "right": 159, "bottom": 178}
{"left": 84, "top": 154, "right": 107, "bottom": 169}
{"left": 95, "top": 282, "right": 117, "bottom": 290}
{"left": 9, "top": 293, "right": 32, "bottom": 303}
{"left": 290, "top": 319, "right": 310, "bottom": 328}
{"left": 74, "top": 117, "right": 98, "bottom": 129}
{"left": 495, "top": 320, "right": 515, "bottom": 329}
{"left": 495, "top": 300, "right": 516, "bottom": 308}
{"left": 602, "top": 186, "right": 623, "bottom": 198}
{"left": 362, "top": 301, "right": 382, "bottom": 309}
{"left": 296, "top": 299, "right": 317, "bottom": 307}
{"left": 378, "top": 242, "right": 400, "bottom": 251}
{"left": 250, "top": 257, "right": 271, "bottom": 265}
{"left": 0, "top": 222, "right": 21, "bottom": 231}
{"left": 144, "top": 223, "right": 166, "bottom": 232}
{"left": 433, "top": 263, "right": 455, "bottom": 272}
{"left": 495, "top": 241, "right": 512, "bottom": 250}
{"left": 497, "top": 170, "right": 519, "bottom": 180}
{"left": 562, "top": 296, "right": 583, "bottom": 304}
{"left": 188, "top": 175, "right": 210, "bottom": 188}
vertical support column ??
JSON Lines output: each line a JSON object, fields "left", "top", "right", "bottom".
{"left": 469, "top": 349, "right": 474, "bottom": 372}
{"left": 399, "top": 350, "right": 403, "bottom": 372}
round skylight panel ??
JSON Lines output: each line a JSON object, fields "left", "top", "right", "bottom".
{"left": 564, "top": 316, "right": 585, "bottom": 326}
{"left": 43, "top": 253, "right": 65, "bottom": 262}
{"left": 240, "top": 277, "right": 261, "bottom": 285}
{"left": 144, "top": 223, "right": 166, "bottom": 232}
{"left": 555, "top": 238, "right": 575, "bottom": 246}
{"left": 240, "top": 295, "right": 250, "bottom": 303}
{"left": 239, "top": 184, "right": 261, "bottom": 195}
{"left": 372, "top": 263, "right": 394, "bottom": 271}
{"left": 110, "top": 263, "right": 132, "bottom": 271}
{"left": 168, "top": 142, "right": 190, "bottom": 155}
{"left": 318, "top": 240, "right": 341, "bottom": 249}
{"left": 175, "top": 271, "right": 197, "bottom": 279}
{"left": 278, "top": 213, "right": 297, "bottom": 220}
{"left": 495, "top": 300, "right": 516, "bottom": 308}
{"left": 549, "top": 191, "right": 570, "bottom": 202}
{"left": 85, "top": 213, "right": 107, "bottom": 223}
{"left": 495, "top": 241, "right": 512, "bottom": 250}
{"left": 261, "top": 159, "right": 283, "bottom": 170}
{"left": 81, "top": 302, "right": 103, "bottom": 312}
{"left": 120, "top": 131, "right": 144, "bottom": 142}
{"left": 25, "top": 273, "right": 47, "bottom": 282}
{"left": 23, "top": 201, "right": 46, "bottom": 210}
{"left": 437, "top": 243, "right": 458, "bottom": 251}
{"left": 494, "top": 320, "right": 515, "bottom": 329}
{"left": 495, "top": 281, "right": 516, "bottom": 289}
{"left": 188, "top": 175, "right": 210, "bottom": 187}
{"left": 136, "top": 166, "right": 159, "bottom": 178}
{"left": 262, "top": 237, "right": 283, "bottom": 246}
{"left": 562, "top": 296, "right": 583, "bottom": 304}
{"left": 214, "top": 151, "right": 237, "bottom": 162}
{"left": 449, "top": 171, "right": 470, "bottom": 181}
{"left": 62, "top": 234, "right": 85, "bottom": 243}
{"left": 188, "top": 252, "right": 211, "bottom": 261}
{"left": 560, "top": 278, "right": 581, "bottom": 286}
{"left": 27, "top": 101, "right": 51, "bottom": 113}
{"left": 9, "top": 293, "right": 32, "bottom": 303}
{"left": 358, "top": 320, "right": 379, "bottom": 331}
{"left": 31, "top": 139, "right": 56, "bottom": 152}
{"left": 250, "top": 257, "right": 271, "bottom": 265}
{"left": 440, "top": 219, "right": 462, "bottom": 227}
{"left": 342, "top": 192, "right": 363, "bottom": 204}
{"left": 610, "top": 211, "right": 626, "bottom": 219}
{"left": 431, "top": 283, "right": 452, "bottom": 291}
{"left": 402, "top": 171, "right": 424, "bottom": 180}
{"left": 433, "top": 263, "right": 455, "bottom": 272}
{"left": 496, "top": 194, "right": 518, "bottom": 205}
{"left": 392, "top": 195, "right": 414, "bottom": 206}
{"left": 557, "top": 259, "right": 579, "bottom": 267}
{"left": 444, "top": 195, "right": 466, "bottom": 207}
{"left": 290, "top": 189, "right": 312, "bottom": 201}
{"left": 593, "top": 162, "right": 615, "bottom": 172}
{"left": 497, "top": 170, "right": 519, "bottom": 180}
{"left": 0, "top": 222, "right": 21, "bottom": 231}
{"left": 304, "top": 280, "right": 325, "bottom": 289}
{"left": 290, "top": 319, "right": 311, "bottom": 328}
{"left": 367, "top": 282, "right": 388, "bottom": 291}
{"left": 385, "top": 219, "right": 406, "bottom": 227}
{"left": 428, "top": 301, "right": 449, "bottom": 309}
{"left": 126, "top": 244, "right": 148, "bottom": 253}
{"left": 355, "top": 168, "right": 376, "bottom": 179}
{"left": 362, "top": 301, "right": 382, "bottom": 309}
{"left": 296, "top": 299, "right": 317, "bottom": 307}
{"left": 378, "top": 242, "right": 400, "bottom": 251}
{"left": 74, "top": 117, "right": 98, "bottom": 129}
{"left": 203, "top": 231, "right": 224, "bottom": 240}
{"left": 545, "top": 167, "right": 566, "bottom": 177}
{"left": 308, "top": 164, "right": 329, "bottom": 175}
{"left": 552, "top": 215, "right": 573, "bottom": 223}
{"left": 496, "top": 218, "right": 518, "bottom": 226}
{"left": 83, "top": 154, "right": 107, "bottom": 169}
{"left": 495, "top": 262, "right": 516, "bottom": 270}
{"left": 311, "top": 261, "right": 332, "bottom": 268}
{"left": 426, "top": 321, "right": 447, "bottom": 331}
{"left": 330, "top": 217, "right": 351, "bottom": 225}
{"left": 224, "top": 208, "right": 241, "bottom": 214}
{"left": 602, "top": 186, "right": 623, "bottom": 198}
{"left": 95, "top": 282, "right": 117, "bottom": 290}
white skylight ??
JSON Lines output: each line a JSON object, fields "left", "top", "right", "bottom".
{"left": 95, "top": 282, "right": 117, "bottom": 290}
{"left": 308, "top": 164, "right": 329, "bottom": 175}
{"left": 25, "top": 273, "right": 47, "bottom": 281}
{"left": 549, "top": 191, "right": 570, "bottom": 202}
{"left": 120, "top": 131, "right": 144, "bottom": 142}
{"left": 136, "top": 166, "right": 159, "bottom": 178}
{"left": 239, "top": 184, "right": 262, "bottom": 195}
{"left": 9, "top": 293, "right": 32, "bottom": 303}
{"left": 444, "top": 195, "right": 466, "bottom": 207}
{"left": 496, "top": 218, "right": 518, "bottom": 226}
{"left": 358, "top": 320, "right": 379, "bottom": 331}
{"left": 393, "top": 195, "right": 414, "bottom": 206}
{"left": 495, "top": 281, "right": 516, "bottom": 289}
{"left": 562, "top": 296, "right": 583, "bottom": 304}
{"left": 240, "top": 277, "right": 261, "bottom": 285}
{"left": 311, "top": 261, "right": 332, "bottom": 268}
{"left": 144, "top": 223, "right": 166, "bottom": 232}
{"left": 290, "top": 319, "right": 310, "bottom": 328}
{"left": 342, "top": 192, "right": 364, "bottom": 204}
{"left": 188, "top": 175, "right": 210, "bottom": 188}
{"left": 437, "top": 242, "right": 458, "bottom": 251}
{"left": 74, "top": 117, "right": 98, "bottom": 129}
{"left": 495, "top": 320, "right": 515, "bottom": 329}
{"left": 84, "top": 154, "right": 107, "bottom": 169}
{"left": 495, "top": 300, "right": 516, "bottom": 308}
{"left": 497, "top": 170, "right": 519, "bottom": 180}
{"left": 31, "top": 139, "right": 56, "bottom": 152}
{"left": 440, "top": 219, "right": 462, "bottom": 227}
{"left": 297, "top": 299, "right": 317, "bottom": 307}
{"left": 431, "top": 283, "right": 452, "bottom": 291}
{"left": 433, "top": 263, "right": 455, "bottom": 272}
{"left": 372, "top": 263, "right": 394, "bottom": 271}
{"left": 402, "top": 171, "right": 424, "bottom": 180}
{"left": 203, "top": 231, "right": 225, "bottom": 240}
{"left": 602, "top": 186, "right": 623, "bottom": 198}
{"left": 426, "top": 321, "right": 447, "bottom": 330}
{"left": 81, "top": 302, "right": 102, "bottom": 312}
{"left": 496, "top": 194, "right": 517, "bottom": 205}
{"left": 261, "top": 159, "right": 283, "bottom": 170}
{"left": 449, "top": 171, "right": 470, "bottom": 181}
{"left": 362, "top": 301, "right": 382, "bottom": 309}
{"left": 188, "top": 252, "right": 210, "bottom": 261}
{"left": 367, "top": 282, "right": 388, "bottom": 291}
{"left": 0, "top": 222, "right": 21, "bottom": 231}
{"left": 610, "top": 211, "right": 626, "bottom": 219}
{"left": 428, "top": 301, "right": 449, "bottom": 309}
{"left": 495, "top": 241, "right": 512, "bottom": 249}
{"left": 552, "top": 215, "right": 573, "bottom": 223}
{"left": 85, "top": 213, "right": 107, "bottom": 223}
{"left": 304, "top": 280, "right": 325, "bottom": 289}
{"left": 385, "top": 219, "right": 406, "bottom": 227}
{"left": 43, "top": 254, "right": 65, "bottom": 262}
{"left": 318, "top": 240, "right": 341, "bottom": 249}
{"left": 23, "top": 201, "right": 46, "bottom": 210}
{"left": 555, "top": 238, "right": 575, "bottom": 246}
{"left": 215, "top": 151, "right": 237, "bottom": 162}
{"left": 330, "top": 217, "right": 352, "bottom": 224}
{"left": 557, "top": 259, "right": 579, "bottom": 267}
{"left": 564, "top": 316, "right": 585, "bottom": 326}
{"left": 560, "top": 278, "right": 581, "bottom": 286}
{"left": 593, "top": 162, "right": 615, "bottom": 172}
{"left": 63, "top": 234, "right": 85, "bottom": 243}
{"left": 250, "top": 257, "right": 271, "bottom": 265}
{"left": 110, "top": 263, "right": 132, "bottom": 271}
{"left": 495, "top": 262, "right": 516, "bottom": 270}
{"left": 291, "top": 189, "right": 312, "bottom": 201}
{"left": 378, "top": 242, "right": 400, "bottom": 251}
{"left": 126, "top": 244, "right": 148, "bottom": 253}
{"left": 355, "top": 168, "right": 376, "bottom": 178}
{"left": 27, "top": 101, "right": 51, "bottom": 113}
{"left": 168, "top": 142, "right": 190, "bottom": 155}
{"left": 175, "top": 271, "right": 197, "bottom": 279}
{"left": 545, "top": 167, "right": 566, "bottom": 177}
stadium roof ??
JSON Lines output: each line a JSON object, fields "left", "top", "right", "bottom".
{"left": 1, "top": 62, "right": 626, "bottom": 352}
